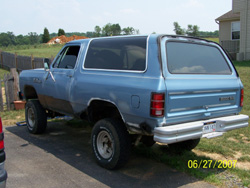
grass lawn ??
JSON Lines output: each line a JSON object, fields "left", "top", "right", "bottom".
{"left": 0, "top": 59, "right": 249, "bottom": 187}
{"left": 204, "top": 37, "right": 219, "bottom": 43}
{"left": 1, "top": 44, "right": 63, "bottom": 58}
{"left": 0, "top": 68, "right": 9, "bottom": 87}
{"left": 0, "top": 68, "right": 9, "bottom": 79}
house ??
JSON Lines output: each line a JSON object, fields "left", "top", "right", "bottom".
{"left": 216, "top": 0, "right": 250, "bottom": 61}
{"left": 215, "top": 10, "right": 240, "bottom": 60}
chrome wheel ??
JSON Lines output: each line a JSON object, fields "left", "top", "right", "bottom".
{"left": 27, "top": 108, "right": 35, "bottom": 128}
{"left": 96, "top": 130, "right": 114, "bottom": 159}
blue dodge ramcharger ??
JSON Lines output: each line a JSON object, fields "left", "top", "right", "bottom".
{"left": 19, "top": 34, "right": 249, "bottom": 169}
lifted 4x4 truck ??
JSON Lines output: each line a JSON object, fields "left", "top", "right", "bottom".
{"left": 19, "top": 34, "right": 249, "bottom": 169}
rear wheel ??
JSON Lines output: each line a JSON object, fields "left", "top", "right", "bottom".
{"left": 91, "top": 118, "right": 131, "bottom": 170}
{"left": 25, "top": 100, "right": 47, "bottom": 134}
{"left": 168, "top": 138, "right": 200, "bottom": 152}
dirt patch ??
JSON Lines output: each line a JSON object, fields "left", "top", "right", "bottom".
{"left": 47, "top": 35, "right": 88, "bottom": 44}
{"left": 3, "top": 119, "right": 19, "bottom": 126}
{"left": 193, "top": 150, "right": 250, "bottom": 170}
{"left": 1, "top": 87, "right": 6, "bottom": 111}
{"left": 2, "top": 87, "right": 5, "bottom": 103}
{"left": 238, "top": 134, "right": 250, "bottom": 144}
{"left": 227, "top": 137, "right": 240, "bottom": 143}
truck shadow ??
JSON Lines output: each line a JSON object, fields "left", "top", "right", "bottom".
{"left": 6, "top": 120, "right": 216, "bottom": 188}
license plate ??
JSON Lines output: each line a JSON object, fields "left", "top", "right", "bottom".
{"left": 203, "top": 121, "right": 216, "bottom": 133}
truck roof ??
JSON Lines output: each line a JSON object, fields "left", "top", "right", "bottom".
{"left": 67, "top": 34, "right": 218, "bottom": 48}
{"left": 67, "top": 34, "right": 149, "bottom": 45}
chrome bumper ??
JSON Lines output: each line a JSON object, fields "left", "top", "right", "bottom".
{"left": 153, "top": 114, "right": 249, "bottom": 144}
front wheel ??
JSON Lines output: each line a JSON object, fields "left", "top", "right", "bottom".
{"left": 91, "top": 118, "right": 131, "bottom": 170}
{"left": 25, "top": 100, "right": 47, "bottom": 134}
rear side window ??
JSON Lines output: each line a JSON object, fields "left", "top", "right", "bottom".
{"left": 84, "top": 37, "right": 147, "bottom": 71}
{"left": 166, "top": 42, "right": 232, "bottom": 74}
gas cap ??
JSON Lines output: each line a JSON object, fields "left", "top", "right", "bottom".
{"left": 131, "top": 95, "right": 140, "bottom": 109}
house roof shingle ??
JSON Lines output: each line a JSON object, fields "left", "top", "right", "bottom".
{"left": 216, "top": 10, "right": 240, "bottom": 22}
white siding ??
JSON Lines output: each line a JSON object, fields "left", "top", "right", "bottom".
{"left": 233, "top": 0, "right": 250, "bottom": 60}
{"left": 219, "top": 21, "right": 232, "bottom": 43}
{"left": 233, "top": 0, "right": 244, "bottom": 12}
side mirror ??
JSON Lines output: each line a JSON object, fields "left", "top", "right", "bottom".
{"left": 44, "top": 58, "right": 50, "bottom": 71}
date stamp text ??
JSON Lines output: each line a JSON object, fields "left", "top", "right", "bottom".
{"left": 188, "top": 160, "right": 237, "bottom": 169}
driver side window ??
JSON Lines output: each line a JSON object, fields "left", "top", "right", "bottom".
{"left": 53, "top": 46, "right": 80, "bottom": 69}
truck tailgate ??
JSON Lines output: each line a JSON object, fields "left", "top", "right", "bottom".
{"left": 164, "top": 76, "right": 242, "bottom": 125}
{"left": 161, "top": 38, "right": 243, "bottom": 125}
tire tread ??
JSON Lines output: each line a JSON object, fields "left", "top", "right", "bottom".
{"left": 25, "top": 100, "right": 47, "bottom": 134}
{"left": 91, "top": 118, "right": 131, "bottom": 170}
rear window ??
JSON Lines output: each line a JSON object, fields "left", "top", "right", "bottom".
{"left": 84, "top": 36, "right": 147, "bottom": 71}
{"left": 166, "top": 42, "right": 232, "bottom": 74}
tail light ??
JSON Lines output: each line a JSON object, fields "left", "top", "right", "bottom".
{"left": 0, "top": 118, "right": 4, "bottom": 150}
{"left": 150, "top": 93, "right": 165, "bottom": 117}
{"left": 240, "top": 89, "right": 244, "bottom": 107}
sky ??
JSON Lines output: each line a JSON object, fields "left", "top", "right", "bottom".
{"left": 0, "top": 0, "right": 232, "bottom": 35}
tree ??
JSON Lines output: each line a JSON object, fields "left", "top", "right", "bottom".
{"left": 85, "top": 32, "right": 95, "bottom": 38}
{"left": 102, "top": 23, "right": 112, "bottom": 36}
{"left": 0, "top": 33, "right": 11, "bottom": 46}
{"left": 186, "top": 24, "right": 199, "bottom": 37}
{"left": 58, "top": 28, "right": 65, "bottom": 36}
{"left": 94, "top": 26, "right": 102, "bottom": 37}
{"left": 28, "top": 32, "right": 39, "bottom": 45}
{"left": 186, "top": 24, "right": 193, "bottom": 36}
{"left": 111, "top": 24, "right": 121, "bottom": 36}
{"left": 102, "top": 23, "right": 121, "bottom": 36}
{"left": 16, "top": 34, "right": 29, "bottom": 45}
{"left": 192, "top": 25, "right": 199, "bottom": 37}
{"left": 42, "top": 27, "right": 50, "bottom": 43}
{"left": 122, "top": 27, "right": 135, "bottom": 35}
{"left": 173, "top": 22, "right": 200, "bottom": 37}
{"left": 135, "top": 29, "right": 140, "bottom": 35}
{"left": 7, "top": 32, "right": 16, "bottom": 45}
{"left": 0, "top": 32, "right": 17, "bottom": 46}
{"left": 173, "top": 22, "right": 185, "bottom": 35}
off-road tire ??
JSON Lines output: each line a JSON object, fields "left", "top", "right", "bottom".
{"left": 91, "top": 118, "right": 131, "bottom": 170}
{"left": 25, "top": 100, "right": 47, "bottom": 134}
{"left": 168, "top": 138, "right": 200, "bottom": 152}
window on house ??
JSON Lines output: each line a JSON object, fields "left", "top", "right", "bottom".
{"left": 232, "top": 21, "right": 240, "bottom": 40}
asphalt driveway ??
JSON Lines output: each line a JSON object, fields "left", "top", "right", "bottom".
{"left": 4, "top": 121, "right": 215, "bottom": 188}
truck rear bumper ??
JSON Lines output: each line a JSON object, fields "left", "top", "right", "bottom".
{"left": 153, "top": 114, "right": 249, "bottom": 144}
